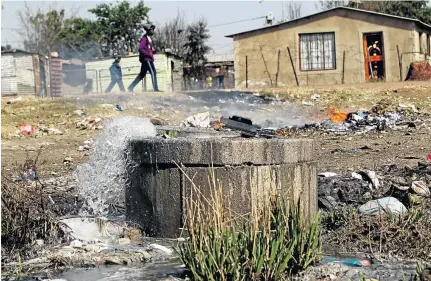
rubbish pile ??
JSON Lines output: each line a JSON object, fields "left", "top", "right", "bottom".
{"left": 76, "top": 117, "right": 103, "bottom": 130}
{"left": 318, "top": 160, "right": 431, "bottom": 214}
{"left": 182, "top": 100, "right": 428, "bottom": 138}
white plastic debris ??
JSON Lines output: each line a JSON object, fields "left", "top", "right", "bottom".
{"left": 359, "top": 170, "right": 380, "bottom": 190}
{"left": 411, "top": 180, "right": 430, "bottom": 196}
{"left": 351, "top": 172, "right": 363, "bottom": 180}
{"left": 310, "top": 94, "right": 320, "bottom": 101}
{"left": 150, "top": 243, "right": 173, "bottom": 255}
{"left": 181, "top": 112, "right": 210, "bottom": 128}
{"left": 73, "top": 109, "right": 85, "bottom": 116}
{"left": 70, "top": 240, "right": 83, "bottom": 248}
{"left": 358, "top": 197, "right": 407, "bottom": 216}
{"left": 318, "top": 172, "right": 338, "bottom": 178}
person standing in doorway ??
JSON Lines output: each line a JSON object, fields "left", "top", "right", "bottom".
{"left": 105, "top": 55, "right": 125, "bottom": 93}
{"left": 128, "top": 24, "right": 159, "bottom": 92}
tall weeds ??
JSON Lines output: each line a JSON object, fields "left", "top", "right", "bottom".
{"left": 176, "top": 165, "right": 322, "bottom": 281}
{"left": 1, "top": 152, "right": 65, "bottom": 263}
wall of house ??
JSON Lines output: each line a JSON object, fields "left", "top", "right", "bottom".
{"left": 415, "top": 27, "right": 431, "bottom": 63}
{"left": 1, "top": 55, "right": 17, "bottom": 95}
{"left": 1, "top": 53, "right": 37, "bottom": 95}
{"left": 85, "top": 53, "right": 181, "bottom": 92}
{"left": 232, "top": 9, "right": 423, "bottom": 87}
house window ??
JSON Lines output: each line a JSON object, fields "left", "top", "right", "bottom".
{"left": 299, "top": 32, "right": 336, "bottom": 71}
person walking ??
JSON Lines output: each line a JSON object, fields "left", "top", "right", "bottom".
{"left": 105, "top": 55, "right": 125, "bottom": 93}
{"left": 128, "top": 24, "right": 160, "bottom": 92}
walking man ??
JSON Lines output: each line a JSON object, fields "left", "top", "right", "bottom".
{"left": 128, "top": 24, "right": 159, "bottom": 92}
{"left": 105, "top": 55, "right": 125, "bottom": 93}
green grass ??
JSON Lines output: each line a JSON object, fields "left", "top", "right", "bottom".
{"left": 176, "top": 167, "right": 322, "bottom": 281}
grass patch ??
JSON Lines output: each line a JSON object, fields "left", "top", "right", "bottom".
{"left": 176, "top": 167, "right": 322, "bottom": 280}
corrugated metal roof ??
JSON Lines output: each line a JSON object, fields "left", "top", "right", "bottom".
{"left": 226, "top": 6, "right": 431, "bottom": 38}
{"left": 206, "top": 54, "right": 234, "bottom": 63}
{"left": 1, "top": 48, "right": 39, "bottom": 55}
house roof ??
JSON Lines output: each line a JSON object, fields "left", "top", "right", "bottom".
{"left": 225, "top": 6, "right": 431, "bottom": 38}
{"left": 1, "top": 48, "right": 35, "bottom": 55}
{"left": 206, "top": 54, "right": 234, "bottom": 63}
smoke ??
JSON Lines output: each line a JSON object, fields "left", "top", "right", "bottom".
{"left": 150, "top": 90, "right": 319, "bottom": 128}
{"left": 75, "top": 116, "right": 156, "bottom": 216}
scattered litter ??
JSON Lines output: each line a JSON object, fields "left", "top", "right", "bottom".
{"left": 18, "top": 124, "right": 35, "bottom": 135}
{"left": 16, "top": 168, "right": 37, "bottom": 182}
{"left": 76, "top": 117, "right": 103, "bottom": 130}
{"left": 310, "top": 94, "right": 320, "bottom": 101}
{"left": 358, "top": 197, "right": 407, "bottom": 216}
{"left": 411, "top": 180, "right": 430, "bottom": 196}
{"left": 35, "top": 239, "right": 44, "bottom": 246}
{"left": 63, "top": 157, "right": 74, "bottom": 164}
{"left": 427, "top": 153, "right": 431, "bottom": 162}
{"left": 181, "top": 112, "right": 210, "bottom": 128}
{"left": 323, "top": 256, "right": 371, "bottom": 267}
{"left": 318, "top": 172, "right": 338, "bottom": 178}
{"left": 99, "top": 104, "right": 115, "bottom": 108}
{"left": 351, "top": 172, "right": 363, "bottom": 180}
{"left": 73, "top": 109, "right": 85, "bottom": 116}
{"left": 116, "top": 104, "right": 125, "bottom": 111}
{"left": 302, "top": 101, "right": 313, "bottom": 106}
{"left": 116, "top": 237, "right": 131, "bottom": 245}
{"left": 358, "top": 170, "right": 380, "bottom": 190}
{"left": 150, "top": 243, "right": 173, "bottom": 255}
{"left": 70, "top": 240, "right": 83, "bottom": 248}
{"left": 398, "top": 103, "right": 418, "bottom": 113}
{"left": 6, "top": 97, "right": 22, "bottom": 104}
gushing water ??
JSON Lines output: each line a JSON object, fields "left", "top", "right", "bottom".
{"left": 75, "top": 116, "right": 156, "bottom": 216}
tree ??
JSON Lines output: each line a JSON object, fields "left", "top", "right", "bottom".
{"left": 18, "top": 3, "right": 71, "bottom": 55}
{"left": 315, "top": 0, "right": 347, "bottom": 11}
{"left": 346, "top": 0, "right": 431, "bottom": 24}
{"left": 89, "top": 0, "right": 150, "bottom": 56}
{"left": 183, "top": 19, "right": 211, "bottom": 84}
{"left": 60, "top": 18, "right": 103, "bottom": 60}
{"left": 286, "top": 1, "right": 302, "bottom": 20}
{"left": 151, "top": 9, "right": 188, "bottom": 57}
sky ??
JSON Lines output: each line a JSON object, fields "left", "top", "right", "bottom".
{"left": 1, "top": 0, "right": 319, "bottom": 55}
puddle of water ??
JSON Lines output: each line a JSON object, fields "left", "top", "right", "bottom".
{"left": 57, "top": 261, "right": 184, "bottom": 281}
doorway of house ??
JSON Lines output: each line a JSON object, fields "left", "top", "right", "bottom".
{"left": 362, "top": 32, "right": 385, "bottom": 82}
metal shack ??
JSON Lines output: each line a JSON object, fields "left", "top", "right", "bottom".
{"left": 1, "top": 49, "right": 50, "bottom": 97}
{"left": 85, "top": 51, "right": 183, "bottom": 93}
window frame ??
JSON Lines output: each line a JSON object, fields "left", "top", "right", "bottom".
{"left": 298, "top": 32, "right": 336, "bottom": 72}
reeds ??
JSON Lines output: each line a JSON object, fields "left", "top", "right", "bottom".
{"left": 176, "top": 165, "right": 322, "bottom": 281}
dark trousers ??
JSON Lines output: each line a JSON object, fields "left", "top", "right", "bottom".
{"left": 128, "top": 60, "right": 159, "bottom": 92}
{"left": 105, "top": 78, "right": 125, "bottom": 93}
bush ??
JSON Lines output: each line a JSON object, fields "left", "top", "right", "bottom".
{"left": 176, "top": 169, "right": 322, "bottom": 281}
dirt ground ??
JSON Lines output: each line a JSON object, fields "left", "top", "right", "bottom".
{"left": 2, "top": 82, "right": 430, "bottom": 178}
{"left": 2, "top": 82, "right": 431, "bottom": 177}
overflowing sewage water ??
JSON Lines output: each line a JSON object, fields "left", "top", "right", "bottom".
{"left": 54, "top": 91, "right": 417, "bottom": 281}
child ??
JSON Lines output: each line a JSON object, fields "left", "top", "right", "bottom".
{"left": 128, "top": 24, "right": 159, "bottom": 92}
{"left": 105, "top": 55, "right": 125, "bottom": 93}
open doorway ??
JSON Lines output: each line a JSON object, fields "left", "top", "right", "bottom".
{"left": 362, "top": 32, "right": 385, "bottom": 82}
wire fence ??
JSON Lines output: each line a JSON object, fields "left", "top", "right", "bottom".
{"left": 61, "top": 65, "right": 170, "bottom": 95}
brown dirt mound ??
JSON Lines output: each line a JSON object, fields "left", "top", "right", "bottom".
{"left": 406, "top": 61, "right": 431, "bottom": 81}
